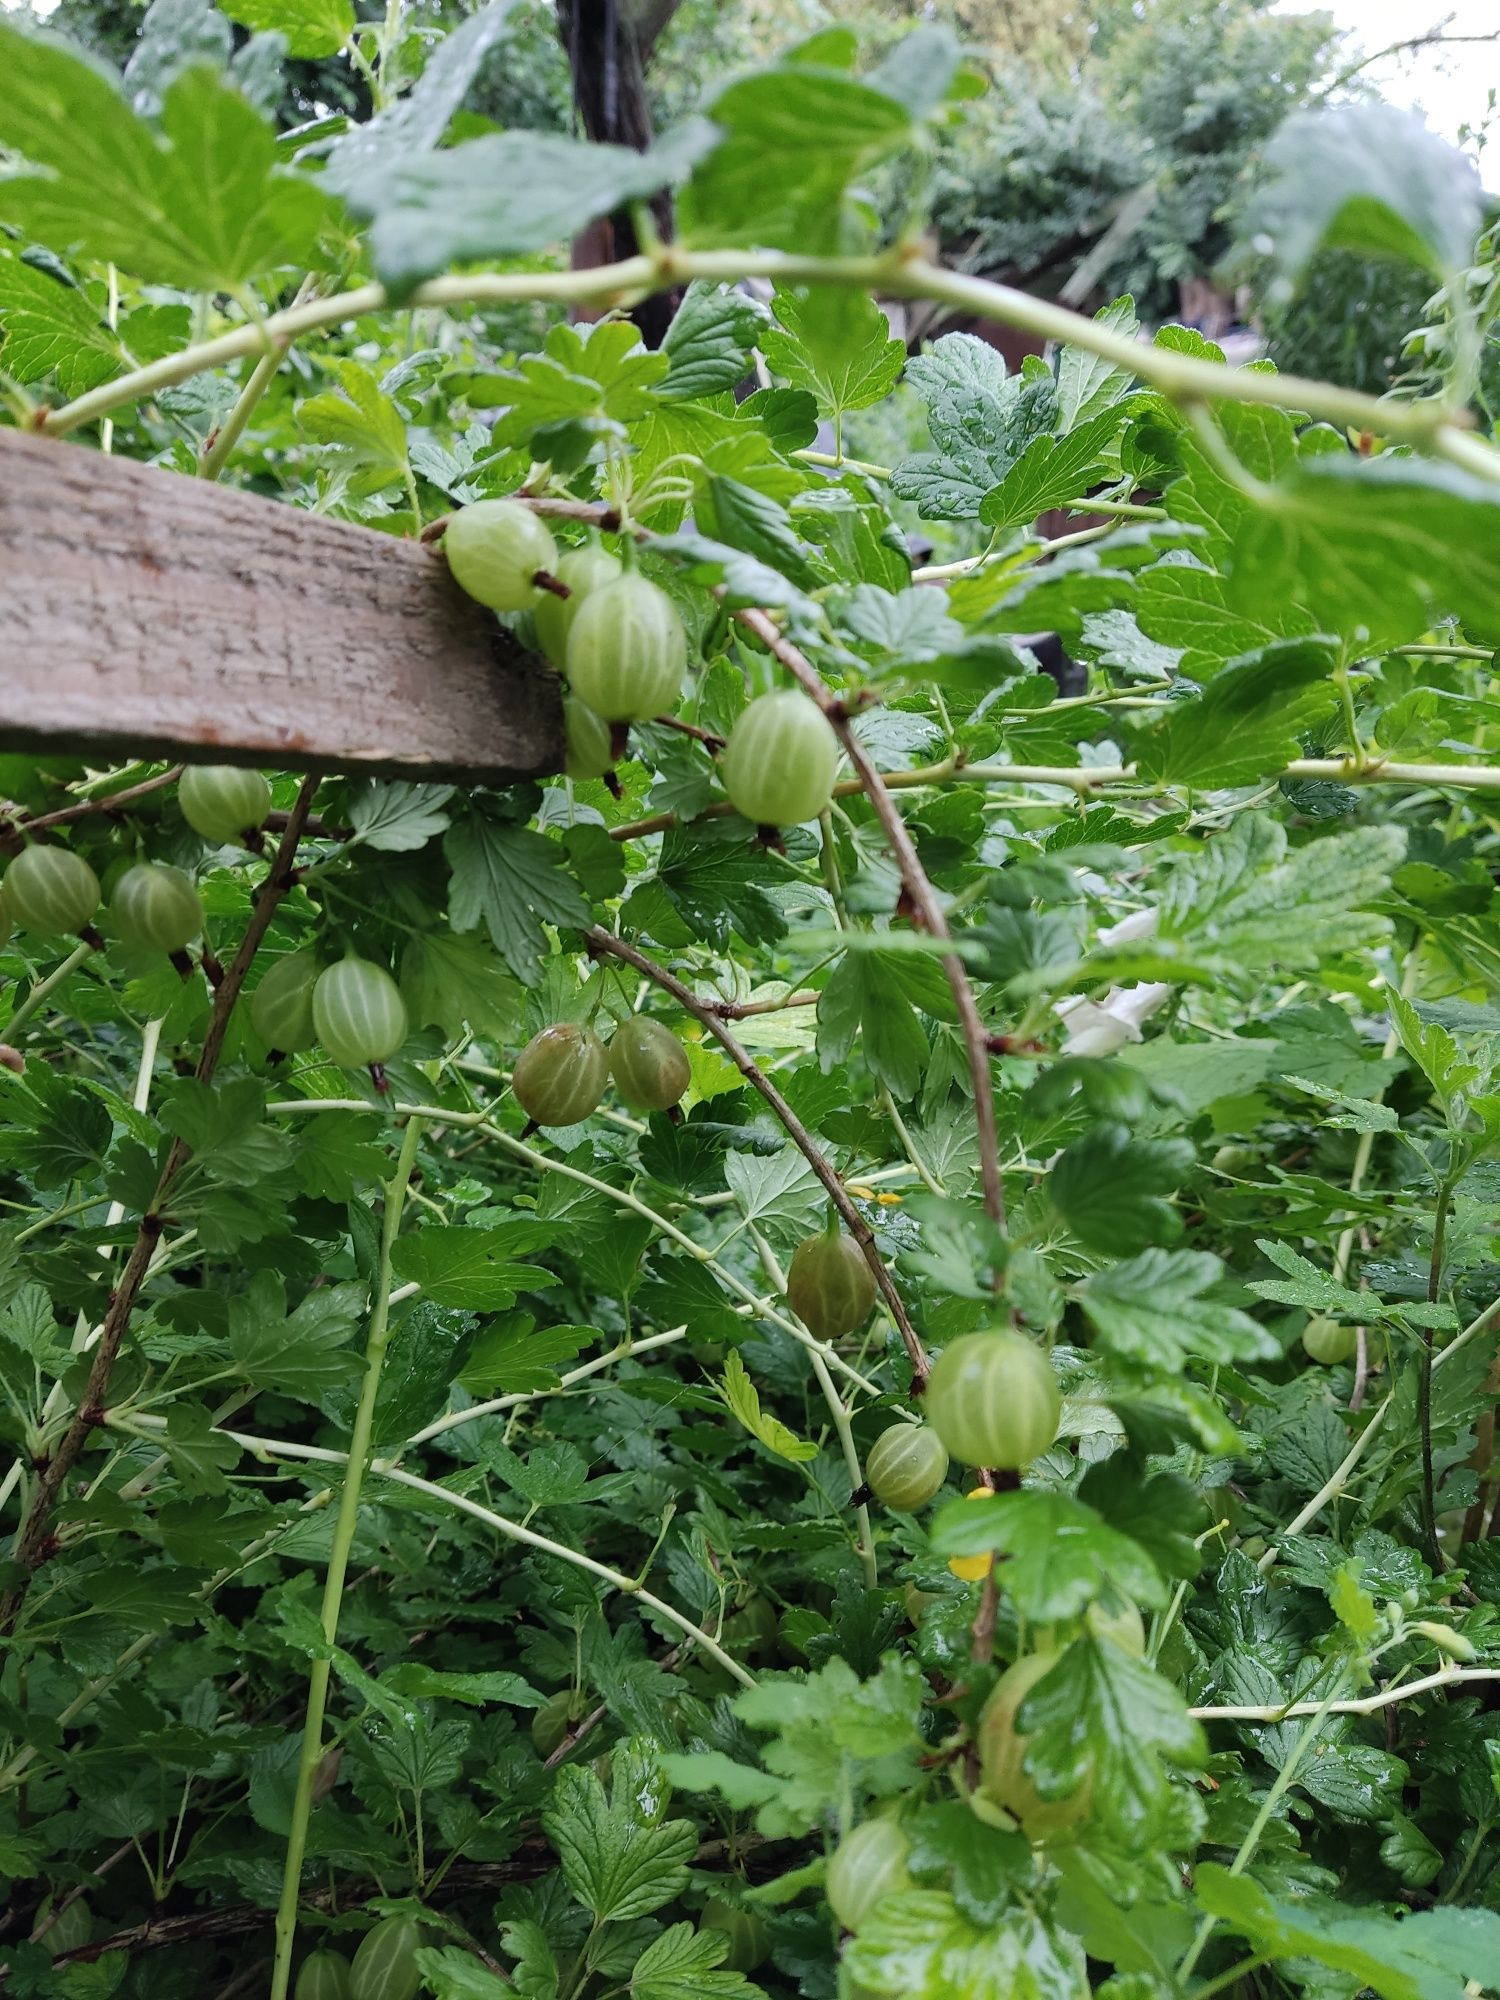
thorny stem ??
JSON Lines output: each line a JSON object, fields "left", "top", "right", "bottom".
{"left": 1, "top": 766, "right": 183, "bottom": 843}
{"left": 188, "top": 1425, "right": 757, "bottom": 1689}
{"left": 585, "top": 924, "right": 931, "bottom": 1387}
{"left": 263, "top": 1096, "right": 892, "bottom": 1406}
{"left": 37, "top": 250, "right": 1500, "bottom": 492}
{"left": 269, "top": 1114, "right": 426, "bottom": 2000}
{"left": 1419, "top": 1174, "right": 1459, "bottom": 1572}
{"left": 732, "top": 608, "right": 1007, "bottom": 1235}
{"left": 0, "top": 776, "right": 321, "bottom": 1633}
{"left": 2, "top": 942, "right": 95, "bottom": 1041}
{"left": 605, "top": 753, "right": 1500, "bottom": 844}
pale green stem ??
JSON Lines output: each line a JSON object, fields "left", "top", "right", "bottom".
{"left": 263, "top": 1097, "right": 894, "bottom": 1408}
{"left": 404, "top": 1328, "right": 687, "bottom": 1448}
{"left": 1177, "top": 1675, "right": 1350, "bottom": 1983}
{"left": 183, "top": 1424, "right": 757, "bottom": 1689}
{"left": 4, "top": 942, "right": 95, "bottom": 1039}
{"left": 1190, "top": 1664, "right": 1500, "bottom": 1721}
{"left": 269, "top": 1115, "right": 424, "bottom": 2000}
{"left": 39, "top": 249, "right": 1500, "bottom": 490}
{"left": 1257, "top": 1285, "right": 1500, "bottom": 1570}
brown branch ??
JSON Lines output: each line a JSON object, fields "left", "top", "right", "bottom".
{"left": 0, "top": 774, "right": 322, "bottom": 1632}
{"left": 0, "top": 767, "right": 184, "bottom": 852}
{"left": 732, "top": 608, "right": 1007, "bottom": 1232}
{"left": 586, "top": 924, "right": 929, "bottom": 1387}
{"left": 653, "top": 714, "right": 725, "bottom": 751}
{"left": 42, "top": 1838, "right": 757, "bottom": 1973}
{"left": 705, "top": 989, "right": 819, "bottom": 1020}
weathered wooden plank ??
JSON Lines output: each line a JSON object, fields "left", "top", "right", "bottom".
{"left": 0, "top": 431, "right": 564, "bottom": 782}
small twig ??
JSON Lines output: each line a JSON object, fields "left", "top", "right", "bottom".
{"left": 0, "top": 767, "right": 184, "bottom": 847}
{"left": 1191, "top": 1666, "right": 1500, "bottom": 1721}
{"left": 732, "top": 607, "right": 1006, "bottom": 1233}
{"left": 586, "top": 925, "right": 929, "bottom": 1387}
{"left": 653, "top": 714, "right": 726, "bottom": 750}
{"left": 704, "top": 989, "right": 819, "bottom": 1019}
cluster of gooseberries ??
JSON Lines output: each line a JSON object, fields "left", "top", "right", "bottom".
{"left": 441, "top": 498, "right": 845, "bottom": 828}
{"left": 511, "top": 1012, "right": 691, "bottom": 1130}
{"left": 294, "top": 1914, "right": 423, "bottom": 2000}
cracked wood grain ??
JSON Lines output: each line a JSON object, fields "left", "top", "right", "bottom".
{"left": 0, "top": 432, "right": 563, "bottom": 783}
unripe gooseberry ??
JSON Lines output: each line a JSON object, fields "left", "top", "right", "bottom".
{"left": 925, "top": 1330, "right": 1060, "bottom": 1470}
{"left": 179, "top": 765, "right": 272, "bottom": 843}
{"left": 250, "top": 950, "right": 323, "bottom": 1054}
{"left": 701, "top": 1896, "right": 770, "bottom": 1973}
{"left": 609, "top": 1015, "right": 690, "bottom": 1112}
{"left": 295, "top": 1949, "right": 352, "bottom": 2000}
{"left": 3, "top": 844, "right": 100, "bottom": 937}
{"left": 720, "top": 689, "right": 840, "bottom": 828}
{"left": 565, "top": 573, "right": 686, "bottom": 722}
{"left": 977, "top": 1651, "right": 1092, "bottom": 1840}
{"left": 444, "top": 498, "right": 558, "bottom": 612}
{"left": 563, "top": 695, "right": 616, "bottom": 783}
{"left": 512, "top": 1023, "right": 609, "bottom": 1126}
{"left": 865, "top": 1423, "right": 948, "bottom": 1511}
{"left": 348, "top": 1915, "right": 422, "bottom": 2000}
{"left": 111, "top": 863, "right": 203, "bottom": 955}
{"left": 312, "top": 955, "right": 408, "bottom": 1069}
{"left": 825, "top": 1815, "right": 912, "bottom": 1933}
{"left": 1302, "top": 1315, "right": 1357, "bottom": 1364}
{"left": 787, "top": 1228, "right": 877, "bottom": 1339}
{"left": 535, "top": 544, "right": 623, "bottom": 665}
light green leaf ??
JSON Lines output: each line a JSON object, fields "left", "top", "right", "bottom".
{"left": 719, "top": 1349, "right": 819, "bottom": 1463}
{"left": 1132, "top": 637, "right": 1336, "bottom": 789}
{"left": 1077, "top": 1249, "right": 1278, "bottom": 1369}
{"left": 0, "top": 28, "right": 332, "bottom": 290}
{"left": 540, "top": 1749, "right": 698, "bottom": 1924}
{"left": 347, "top": 781, "right": 454, "bottom": 853}
{"left": 929, "top": 1488, "right": 1167, "bottom": 1620}
{"left": 1195, "top": 1863, "right": 1500, "bottom": 2000}
{"left": 845, "top": 1890, "right": 1089, "bottom": 2000}
{"left": 1055, "top": 295, "right": 1140, "bottom": 430}
{"left": 761, "top": 285, "right": 905, "bottom": 421}
{"left": 220, "top": 0, "right": 354, "bottom": 58}
{"left": 1244, "top": 103, "right": 1484, "bottom": 285}
{"left": 629, "top": 1924, "right": 766, "bottom": 2000}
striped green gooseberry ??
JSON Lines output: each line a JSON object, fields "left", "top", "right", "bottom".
{"left": 3, "top": 844, "right": 100, "bottom": 937}
{"left": 444, "top": 498, "right": 558, "bottom": 612}
{"left": 720, "top": 689, "right": 840, "bottom": 827}
{"left": 865, "top": 1422, "right": 949, "bottom": 1511}
{"left": 179, "top": 765, "right": 271, "bottom": 843}
{"left": 348, "top": 1915, "right": 422, "bottom": 2000}
{"left": 977, "top": 1650, "right": 1092, "bottom": 1841}
{"left": 565, "top": 573, "right": 686, "bottom": 723}
{"left": 250, "top": 949, "right": 323, "bottom": 1054}
{"left": 111, "top": 863, "right": 203, "bottom": 955}
{"left": 924, "top": 1329, "right": 1060, "bottom": 1470}
{"left": 295, "top": 1949, "right": 352, "bottom": 2000}
{"left": 787, "top": 1228, "right": 877, "bottom": 1339}
{"left": 1302, "top": 1315, "right": 1358, "bottom": 1364}
{"left": 825, "top": 1815, "right": 912, "bottom": 1933}
{"left": 608, "top": 1015, "right": 690, "bottom": 1112}
{"left": 312, "top": 955, "right": 408, "bottom": 1069}
{"left": 534, "top": 544, "right": 624, "bottom": 665}
{"left": 700, "top": 1896, "right": 770, "bottom": 1973}
{"left": 512, "top": 1023, "right": 610, "bottom": 1126}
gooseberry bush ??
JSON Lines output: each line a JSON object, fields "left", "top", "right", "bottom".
{"left": 3, "top": 7, "right": 1500, "bottom": 2000}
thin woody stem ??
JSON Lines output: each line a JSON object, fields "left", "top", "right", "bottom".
{"left": 732, "top": 607, "right": 1007, "bottom": 1233}
{"left": 0, "top": 774, "right": 322, "bottom": 1633}
{"left": 585, "top": 925, "right": 931, "bottom": 1387}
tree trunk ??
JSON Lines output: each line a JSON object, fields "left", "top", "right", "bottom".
{"left": 557, "top": 0, "right": 684, "bottom": 347}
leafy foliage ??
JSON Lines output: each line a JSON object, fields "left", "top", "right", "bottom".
{"left": 0, "top": 8, "right": 1499, "bottom": 2000}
